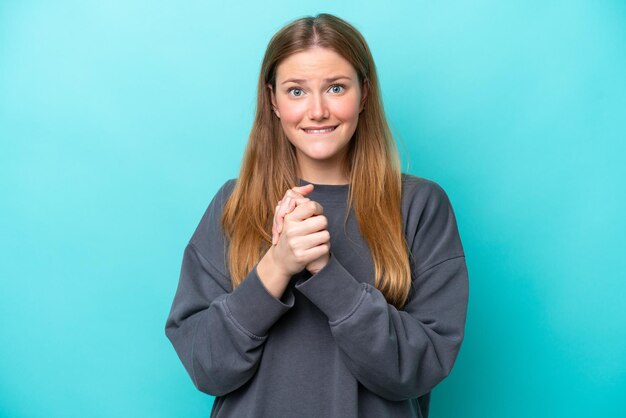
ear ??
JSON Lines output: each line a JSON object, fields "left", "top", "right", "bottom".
{"left": 359, "top": 79, "right": 369, "bottom": 113}
{"left": 267, "top": 83, "right": 280, "bottom": 118}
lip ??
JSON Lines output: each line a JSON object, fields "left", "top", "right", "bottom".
{"left": 301, "top": 125, "right": 338, "bottom": 132}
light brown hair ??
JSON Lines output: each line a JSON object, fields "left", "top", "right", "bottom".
{"left": 221, "top": 13, "right": 411, "bottom": 309}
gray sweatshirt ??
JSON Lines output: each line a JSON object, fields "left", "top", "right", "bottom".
{"left": 165, "top": 174, "right": 469, "bottom": 418}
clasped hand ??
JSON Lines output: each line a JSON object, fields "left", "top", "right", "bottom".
{"left": 270, "top": 184, "right": 330, "bottom": 275}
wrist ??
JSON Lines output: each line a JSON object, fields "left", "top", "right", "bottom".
{"left": 266, "top": 246, "right": 291, "bottom": 279}
{"left": 257, "top": 247, "right": 291, "bottom": 299}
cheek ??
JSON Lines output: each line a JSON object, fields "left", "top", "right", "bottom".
{"left": 332, "top": 98, "right": 361, "bottom": 121}
{"left": 276, "top": 100, "right": 305, "bottom": 125}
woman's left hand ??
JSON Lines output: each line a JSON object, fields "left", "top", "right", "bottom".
{"left": 272, "top": 184, "right": 330, "bottom": 274}
{"left": 272, "top": 184, "right": 314, "bottom": 245}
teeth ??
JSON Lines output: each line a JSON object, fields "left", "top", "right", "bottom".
{"left": 304, "top": 127, "right": 335, "bottom": 133}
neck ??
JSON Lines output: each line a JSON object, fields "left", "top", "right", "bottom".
{"left": 296, "top": 151, "right": 350, "bottom": 185}
{"left": 299, "top": 169, "right": 349, "bottom": 185}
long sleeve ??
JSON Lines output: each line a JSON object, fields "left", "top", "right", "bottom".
{"left": 294, "top": 179, "right": 469, "bottom": 401}
{"left": 164, "top": 180, "right": 295, "bottom": 396}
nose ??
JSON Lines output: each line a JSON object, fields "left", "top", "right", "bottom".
{"left": 307, "top": 93, "right": 329, "bottom": 120}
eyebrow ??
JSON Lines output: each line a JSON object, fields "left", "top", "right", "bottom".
{"left": 281, "top": 76, "right": 352, "bottom": 85}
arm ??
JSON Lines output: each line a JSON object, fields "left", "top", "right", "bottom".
{"left": 294, "top": 181, "right": 469, "bottom": 401}
{"left": 164, "top": 181, "right": 295, "bottom": 396}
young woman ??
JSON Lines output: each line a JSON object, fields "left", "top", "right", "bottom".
{"left": 165, "top": 13, "right": 469, "bottom": 418}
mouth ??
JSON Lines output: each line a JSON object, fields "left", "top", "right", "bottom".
{"left": 301, "top": 125, "right": 338, "bottom": 134}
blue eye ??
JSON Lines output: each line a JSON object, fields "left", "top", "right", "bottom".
{"left": 330, "top": 84, "right": 345, "bottom": 94}
{"left": 288, "top": 88, "right": 304, "bottom": 97}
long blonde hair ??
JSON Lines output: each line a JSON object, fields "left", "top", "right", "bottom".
{"left": 221, "top": 13, "right": 412, "bottom": 309}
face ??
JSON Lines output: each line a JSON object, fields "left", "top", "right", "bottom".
{"left": 268, "top": 47, "right": 367, "bottom": 177}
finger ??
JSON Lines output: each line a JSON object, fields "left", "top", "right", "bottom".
{"left": 279, "top": 196, "right": 309, "bottom": 232}
{"left": 289, "top": 229, "right": 329, "bottom": 248}
{"left": 272, "top": 223, "right": 276, "bottom": 245}
{"left": 282, "top": 189, "right": 305, "bottom": 202}
{"left": 281, "top": 183, "right": 313, "bottom": 202}
{"left": 291, "top": 184, "right": 314, "bottom": 196}
{"left": 302, "top": 214, "right": 328, "bottom": 232}
{"left": 300, "top": 243, "right": 330, "bottom": 264}
{"left": 285, "top": 200, "right": 324, "bottom": 221}
{"left": 301, "top": 230, "right": 331, "bottom": 248}
{"left": 276, "top": 197, "right": 292, "bottom": 234}
{"left": 274, "top": 185, "right": 314, "bottom": 240}
{"left": 272, "top": 204, "right": 280, "bottom": 243}
{"left": 287, "top": 196, "right": 309, "bottom": 213}
{"left": 273, "top": 198, "right": 290, "bottom": 243}
{"left": 275, "top": 197, "right": 292, "bottom": 237}
{"left": 272, "top": 188, "right": 312, "bottom": 245}
{"left": 272, "top": 202, "right": 284, "bottom": 245}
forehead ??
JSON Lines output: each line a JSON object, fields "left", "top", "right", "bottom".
{"left": 275, "top": 47, "right": 357, "bottom": 81}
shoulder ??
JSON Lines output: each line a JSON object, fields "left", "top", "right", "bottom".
{"left": 401, "top": 173, "right": 452, "bottom": 212}
{"left": 189, "top": 178, "right": 237, "bottom": 247}
{"left": 216, "top": 178, "right": 238, "bottom": 202}
{"left": 400, "top": 172, "right": 461, "bottom": 240}
{"left": 206, "top": 178, "right": 238, "bottom": 214}
{"left": 400, "top": 173, "right": 465, "bottom": 263}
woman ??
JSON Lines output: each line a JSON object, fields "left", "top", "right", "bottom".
{"left": 165, "top": 13, "right": 468, "bottom": 418}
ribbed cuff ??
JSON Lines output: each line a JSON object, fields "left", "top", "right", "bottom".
{"left": 225, "top": 266, "right": 295, "bottom": 337}
{"left": 295, "top": 254, "right": 366, "bottom": 323}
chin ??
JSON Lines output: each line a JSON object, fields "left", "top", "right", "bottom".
{"left": 303, "top": 147, "right": 344, "bottom": 161}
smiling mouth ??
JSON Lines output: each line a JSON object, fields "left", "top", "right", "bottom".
{"left": 302, "top": 126, "right": 338, "bottom": 134}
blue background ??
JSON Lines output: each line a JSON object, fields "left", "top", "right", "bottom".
{"left": 1, "top": 1, "right": 625, "bottom": 417}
